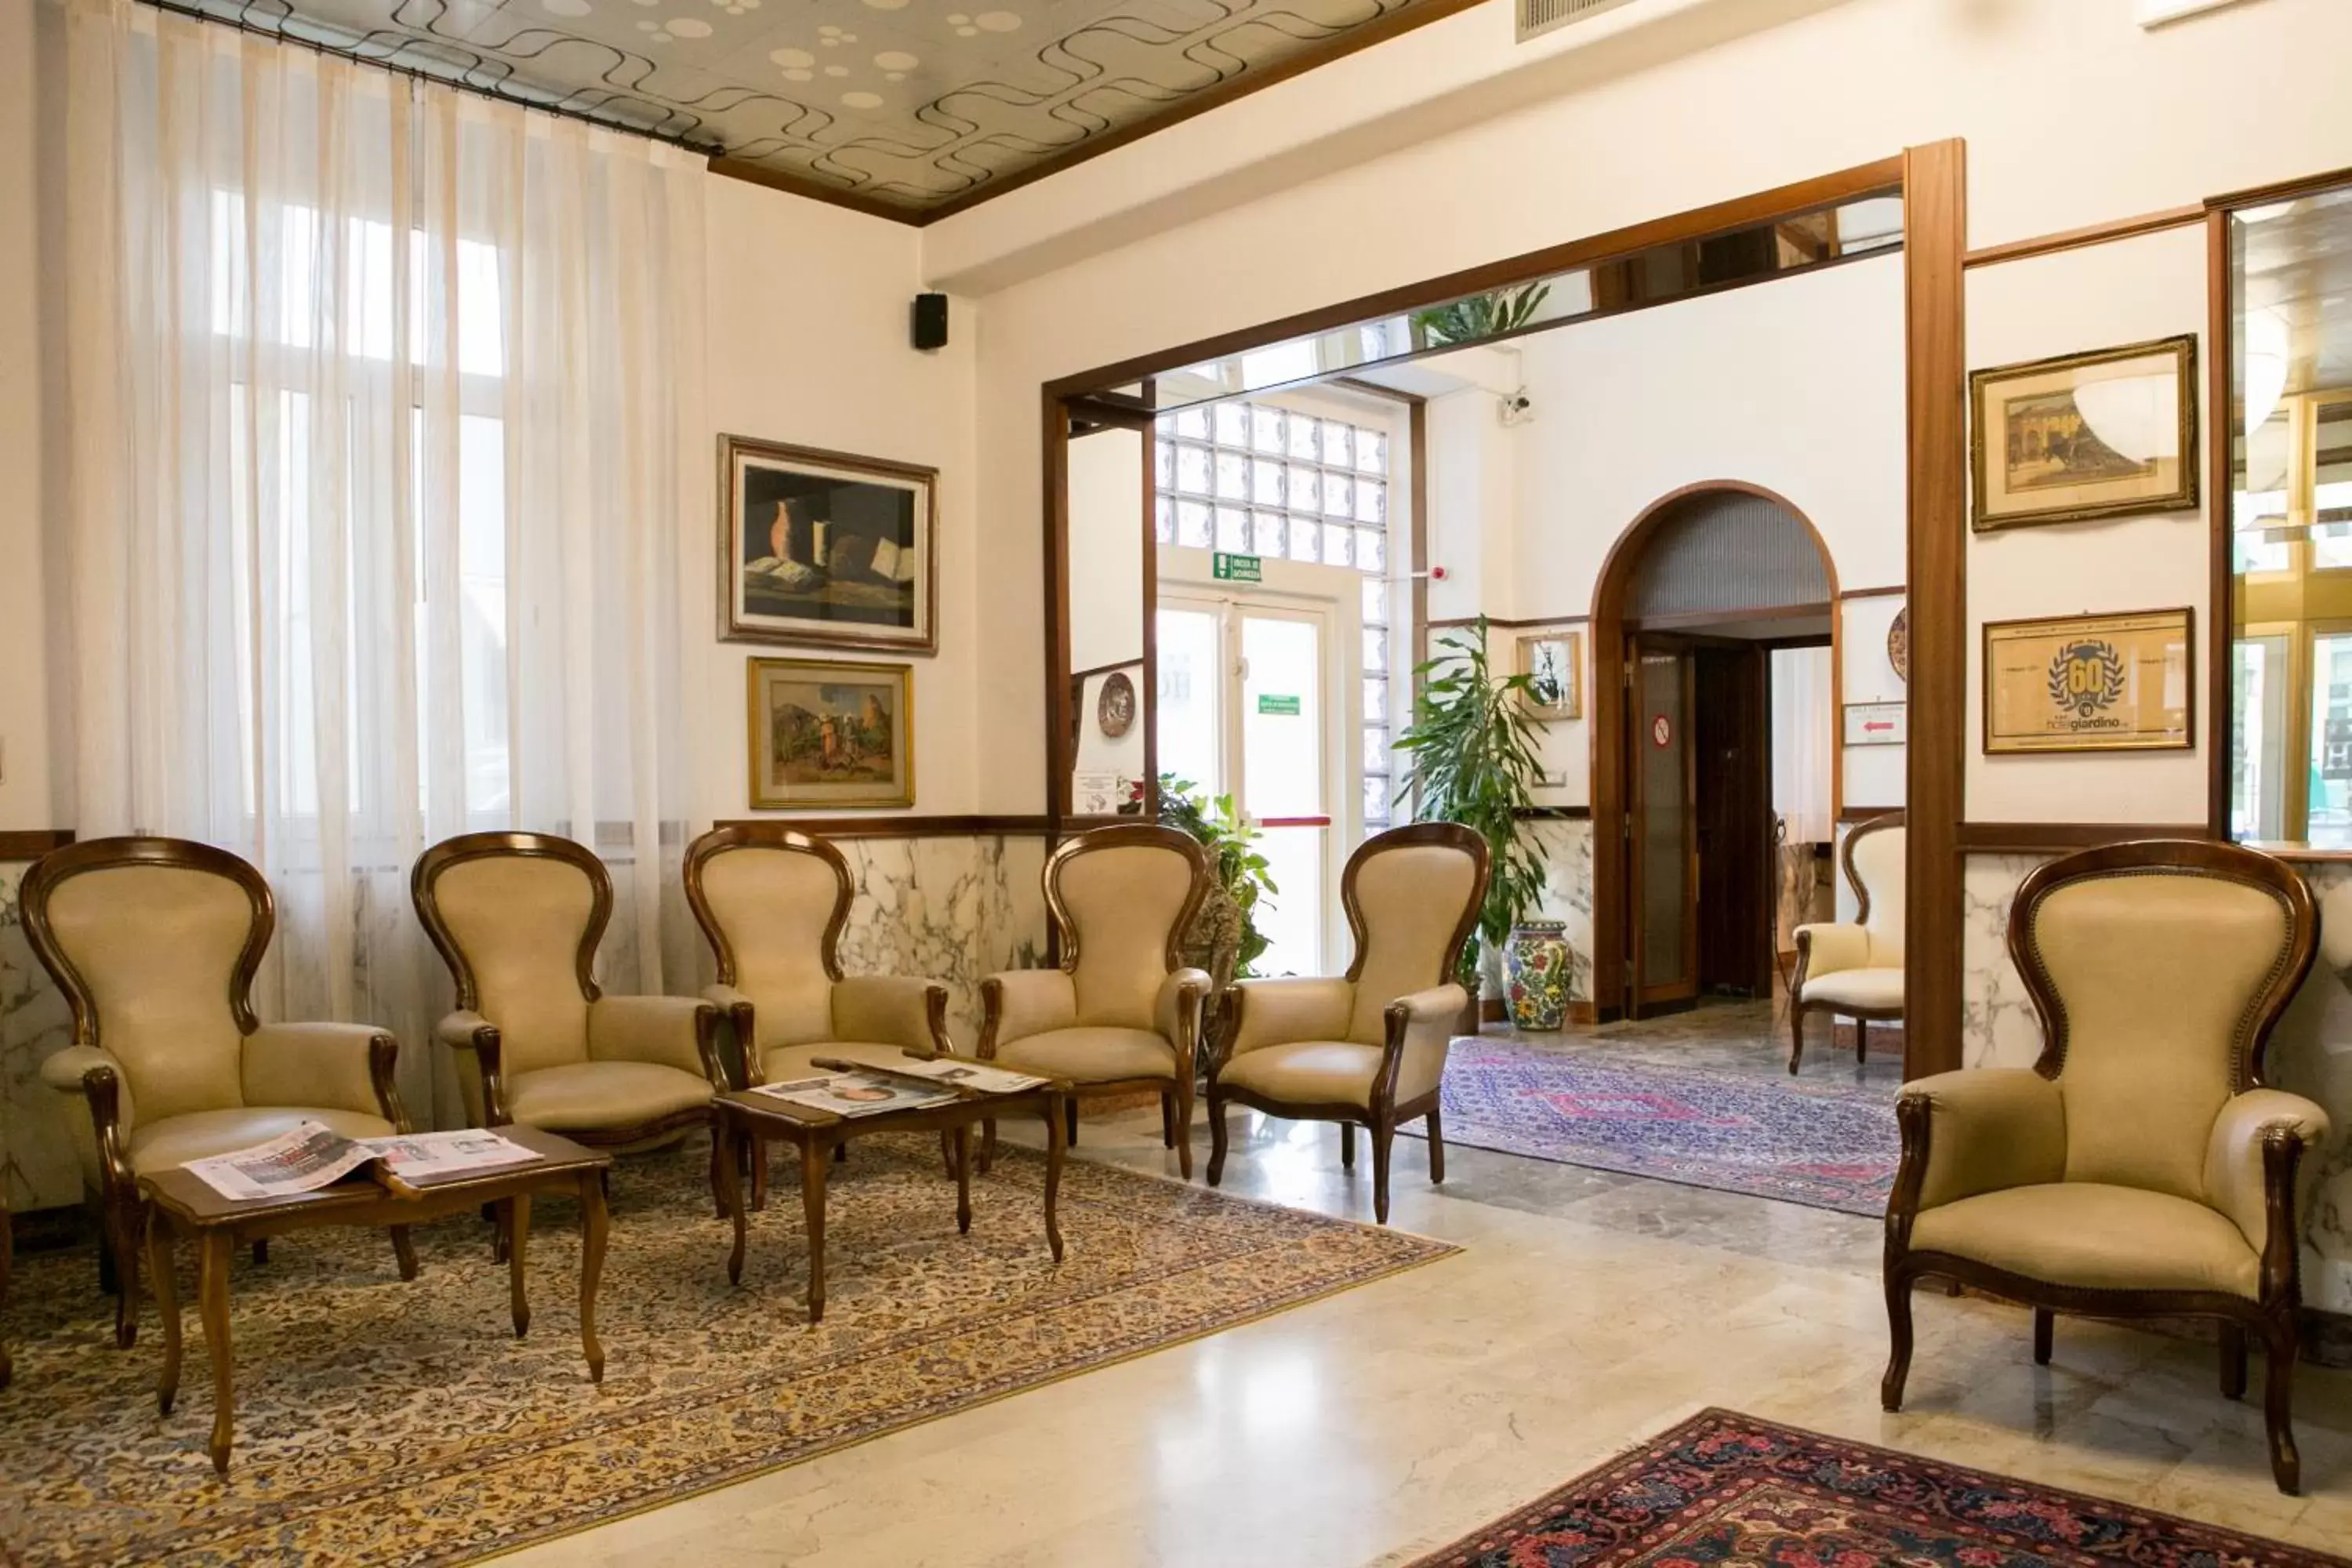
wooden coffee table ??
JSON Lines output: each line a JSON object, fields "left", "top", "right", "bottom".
{"left": 139, "top": 1124, "right": 612, "bottom": 1474}
{"left": 715, "top": 1064, "right": 1069, "bottom": 1323}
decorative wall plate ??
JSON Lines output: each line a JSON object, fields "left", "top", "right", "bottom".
{"left": 1888, "top": 606, "right": 1909, "bottom": 684}
{"left": 1098, "top": 671, "right": 1137, "bottom": 739}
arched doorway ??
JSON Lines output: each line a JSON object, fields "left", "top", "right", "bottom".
{"left": 1589, "top": 481, "right": 1839, "bottom": 1021}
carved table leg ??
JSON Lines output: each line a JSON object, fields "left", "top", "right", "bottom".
{"left": 1042, "top": 1092, "right": 1066, "bottom": 1265}
{"left": 800, "top": 1136, "right": 829, "bottom": 1325}
{"left": 507, "top": 1195, "right": 532, "bottom": 1338}
{"left": 196, "top": 1229, "right": 235, "bottom": 1475}
{"left": 390, "top": 1226, "right": 419, "bottom": 1282}
{"left": 578, "top": 1173, "right": 608, "bottom": 1384}
{"left": 954, "top": 1125, "right": 972, "bottom": 1235}
{"left": 147, "top": 1213, "right": 181, "bottom": 1415}
{"left": 720, "top": 1125, "right": 749, "bottom": 1287}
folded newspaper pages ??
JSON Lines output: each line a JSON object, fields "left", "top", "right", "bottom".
{"left": 753, "top": 1072, "right": 960, "bottom": 1119}
{"left": 183, "top": 1122, "right": 539, "bottom": 1202}
{"left": 873, "top": 1057, "right": 1047, "bottom": 1094}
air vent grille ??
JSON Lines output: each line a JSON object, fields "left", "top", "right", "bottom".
{"left": 1518, "top": 0, "right": 1639, "bottom": 45}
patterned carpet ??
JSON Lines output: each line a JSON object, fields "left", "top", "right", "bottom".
{"left": 1411, "top": 1408, "right": 2347, "bottom": 1567}
{"left": 0, "top": 1138, "right": 1451, "bottom": 1566}
{"left": 1403, "top": 1036, "right": 1898, "bottom": 1215}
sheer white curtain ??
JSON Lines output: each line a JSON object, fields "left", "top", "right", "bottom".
{"left": 1770, "top": 644, "right": 1834, "bottom": 844}
{"left": 64, "top": 0, "right": 707, "bottom": 1124}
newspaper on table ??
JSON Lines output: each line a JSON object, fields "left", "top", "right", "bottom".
{"left": 866, "top": 1057, "right": 1047, "bottom": 1095}
{"left": 753, "top": 1072, "right": 960, "bottom": 1119}
{"left": 183, "top": 1120, "right": 539, "bottom": 1203}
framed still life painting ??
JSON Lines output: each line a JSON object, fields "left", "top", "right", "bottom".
{"left": 746, "top": 658, "right": 915, "bottom": 809}
{"left": 721, "top": 434, "right": 938, "bottom": 654}
{"left": 1969, "top": 335, "right": 2198, "bottom": 531}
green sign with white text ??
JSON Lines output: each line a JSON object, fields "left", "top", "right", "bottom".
{"left": 1257, "top": 695, "right": 1301, "bottom": 717}
{"left": 1212, "top": 552, "right": 1262, "bottom": 583}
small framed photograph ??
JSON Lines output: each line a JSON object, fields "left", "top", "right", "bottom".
{"left": 1982, "top": 608, "right": 2193, "bottom": 755}
{"left": 746, "top": 658, "right": 914, "bottom": 809}
{"left": 721, "top": 434, "right": 938, "bottom": 654}
{"left": 1842, "top": 702, "right": 1908, "bottom": 747}
{"left": 1969, "top": 335, "right": 2198, "bottom": 531}
{"left": 1516, "top": 630, "right": 1582, "bottom": 720}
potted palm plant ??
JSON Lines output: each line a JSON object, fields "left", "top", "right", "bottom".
{"left": 1392, "top": 616, "right": 1552, "bottom": 1028}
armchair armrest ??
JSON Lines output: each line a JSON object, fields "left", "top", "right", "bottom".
{"left": 588, "top": 995, "right": 725, "bottom": 1087}
{"left": 434, "top": 1010, "right": 509, "bottom": 1125}
{"left": 1379, "top": 984, "right": 1468, "bottom": 1110}
{"left": 703, "top": 984, "right": 759, "bottom": 1088}
{"left": 833, "top": 975, "right": 953, "bottom": 1054}
{"left": 1218, "top": 977, "right": 1354, "bottom": 1071}
{"left": 2205, "top": 1088, "right": 2332, "bottom": 1263}
{"left": 1155, "top": 967, "right": 1213, "bottom": 1077}
{"left": 1793, "top": 922, "right": 1872, "bottom": 980}
{"left": 40, "top": 1044, "right": 124, "bottom": 1099}
{"left": 978, "top": 969, "right": 1077, "bottom": 1055}
{"left": 243, "top": 1022, "right": 406, "bottom": 1129}
{"left": 40, "top": 1044, "right": 134, "bottom": 1187}
{"left": 1893, "top": 1069, "right": 2067, "bottom": 1218}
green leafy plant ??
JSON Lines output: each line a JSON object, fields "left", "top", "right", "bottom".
{"left": 1392, "top": 616, "right": 1549, "bottom": 991}
{"left": 1410, "top": 282, "right": 1552, "bottom": 349}
{"left": 1158, "top": 775, "right": 1278, "bottom": 977}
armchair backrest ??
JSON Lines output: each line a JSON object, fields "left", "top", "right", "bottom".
{"left": 1047, "top": 825, "right": 1207, "bottom": 1029}
{"left": 412, "top": 833, "right": 604, "bottom": 1076}
{"left": 21, "top": 837, "right": 267, "bottom": 1122}
{"left": 1844, "top": 812, "right": 1905, "bottom": 964}
{"left": 1342, "top": 823, "right": 1490, "bottom": 1045}
{"left": 684, "top": 825, "right": 848, "bottom": 1048}
{"left": 2010, "top": 840, "right": 2313, "bottom": 1200}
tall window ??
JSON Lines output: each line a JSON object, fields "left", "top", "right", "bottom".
{"left": 1152, "top": 399, "right": 1399, "bottom": 830}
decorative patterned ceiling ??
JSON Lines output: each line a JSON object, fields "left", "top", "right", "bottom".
{"left": 181, "top": 0, "right": 1452, "bottom": 216}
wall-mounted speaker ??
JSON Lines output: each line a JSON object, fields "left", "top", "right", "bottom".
{"left": 911, "top": 292, "right": 949, "bottom": 351}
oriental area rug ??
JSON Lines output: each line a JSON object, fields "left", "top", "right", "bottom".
{"left": 0, "top": 1139, "right": 1450, "bottom": 1566}
{"left": 1410, "top": 1408, "right": 2347, "bottom": 1568}
{"left": 1403, "top": 1037, "right": 1898, "bottom": 1216}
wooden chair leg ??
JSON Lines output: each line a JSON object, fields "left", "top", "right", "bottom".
{"left": 1880, "top": 1266, "right": 1915, "bottom": 1410}
{"left": 1788, "top": 1007, "right": 1806, "bottom": 1076}
{"left": 2263, "top": 1315, "right": 2302, "bottom": 1494}
{"left": 710, "top": 1127, "right": 729, "bottom": 1218}
{"left": 979, "top": 1118, "right": 997, "bottom": 1174}
{"left": 1064, "top": 1097, "right": 1080, "bottom": 1147}
{"left": 2221, "top": 1321, "right": 2249, "bottom": 1400}
{"left": 1160, "top": 1093, "right": 1176, "bottom": 1149}
{"left": 250, "top": 1239, "right": 268, "bottom": 1266}
{"left": 390, "top": 1225, "right": 419, "bottom": 1281}
{"left": 750, "top": 1138, "right": 769, "bottom": 1212}
{"left": 110, "top": 1199, "right": 143, "bottom": 1349}
{"left": 939, "top": 1129, "right": 957, "bottom": 1178}
{"left": 2033, "top": 1306, "right": 2054, "bottom": 1365}
{"left": 1855, "top": 1017, "right": 1869, "bottom": 1064}
{"left": 1426, "top": 1108, "right": 1446, "bottom": 1185}
{"left": 1340, "top": 1123, "right": 1356, "bottom": 1171}
{"left": 1172, "top": 1078, "right": 1193, "bottom": 1179}
{"left": 1206, "top": 1093, "right": 1229, "bottom": 1186}
{"left": 1370, "top": 1116, "right": 1395, "bottom": 1225}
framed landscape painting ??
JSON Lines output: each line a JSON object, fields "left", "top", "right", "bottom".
{"left": 721, "top": 434, "right": 938, "bottom": 654}
{"left": 1969, "top": 335, "right": 2198, "bottom": 531}
{"left": 746, "top": 658, "right": 914, "bottom": 809}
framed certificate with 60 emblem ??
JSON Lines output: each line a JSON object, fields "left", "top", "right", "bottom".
{"left": 1982, "top": 608, "right": 2193, "bottom": 755}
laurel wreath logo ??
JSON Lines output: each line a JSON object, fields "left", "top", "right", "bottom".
{"left": 2046, "top": 638, "right": 2127, "bottom": 720}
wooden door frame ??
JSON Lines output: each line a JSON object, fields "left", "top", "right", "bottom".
{"left": 1592, "top": 481, "right": 1842, "bottom": 1022}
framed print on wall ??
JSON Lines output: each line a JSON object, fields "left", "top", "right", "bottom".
{"left": 746, "top": 658, "right": 915, "bottom": 809}
{"left": 1517, "top": 630, "right": 1582, "bottom": 720}
{"left": 721, "top": 434, "right": 938, "bottom": 654}
{"left": 1969, "top": 334, "right": 2198, "bottom": 531}
{"left": 1982, "top": 608, "right": 2193, "bottom": 755}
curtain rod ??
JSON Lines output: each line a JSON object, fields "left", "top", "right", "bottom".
{"left": 131, "top": 0, "right": 725, "bottom": 162}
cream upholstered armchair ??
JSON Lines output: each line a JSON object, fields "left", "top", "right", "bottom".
{"left": 1788, "top": 810, "right": 1903, "bottom": 1073}
{"left": 1206, "top": 823, "right": 1487, "bottom": 1224}
{"left": 412, "top": 833, "right": 724, "bottom": 1206}
{"left": 978, "top": 825, "right": 1210, "bottom": 1176}
{"left": 25, "top": 837, "right": 412, "bottom": 1348}
{"left": 1882, "top": 840, "right": 2327, "bottom": 1495}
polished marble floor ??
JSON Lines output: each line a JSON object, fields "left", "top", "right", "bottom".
{"left": 506, "top": 1004, "right": 2352, "bottom": 1566}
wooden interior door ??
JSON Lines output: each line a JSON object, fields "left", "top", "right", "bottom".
{"left": 1627, "top": 635, "right": 1698, "bottom": 1014}
{"left": 1693, "top": 643, "right": 1771, "bottom": 996}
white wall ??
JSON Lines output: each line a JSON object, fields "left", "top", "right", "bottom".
{"left": 1065, "top": 427, "right": 1145, "bottom": 676}
{"left": 1963, "top": 226, "right": 2211, "bottom": 825}
{"left": 1842, "top": 592, "right": 1907, "bottom": 808}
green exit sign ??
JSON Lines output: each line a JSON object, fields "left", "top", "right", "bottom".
{"left": 1257, "top": 694, "right": 1301, "bottom": 717}
{"left": 1212, "top": 551, "right": 1262, "bottom": 583}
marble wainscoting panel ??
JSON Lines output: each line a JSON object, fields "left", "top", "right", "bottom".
{"left": 0, "top": 860, "right": 79, "bottom": 1213}
{"left": 1959, "top": 848, "right": 2352, "bottom": 1319}
{"left": 1526, "top": 818, "right": 1595, "bottom": 1004}
{"left": 831, "top": 834, "right": 1049, "bottom": 1049}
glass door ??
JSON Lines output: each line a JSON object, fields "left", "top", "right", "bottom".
{"left": 1628, "top": 634, "right": 1698, "bottom": 1014}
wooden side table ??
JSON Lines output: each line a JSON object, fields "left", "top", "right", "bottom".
{"left": 139, "top": 1125, "right": 612, "bottom": 1474}
{"left": 715, "top": 1074, "right": 1069, "bottom": 1323}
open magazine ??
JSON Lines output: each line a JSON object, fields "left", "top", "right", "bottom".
{"left": 753, "top": 1072, "right": 960, "bottom": 1119}
{"left": 844, "top": 1056, "right": 1047, "bottom": 1095}
{"left": 183, "top": 1122, "right": 540, "bottom": 1203}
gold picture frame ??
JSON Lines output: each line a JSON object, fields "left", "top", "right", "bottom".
{"left": 746, "top": 657, "right": 915, "bottom": 809}
{"left": 1516, "top": 630, "right": 1582, "bottom": 720}
{"left": 1982, "top": 608, "right": 2193, "bottom": 755}
{"left": 1969, "top": 335, "right": 2198, "bottom": 531}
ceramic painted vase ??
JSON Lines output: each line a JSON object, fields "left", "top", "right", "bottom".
{"left": 1504, "top": 920, "right": 1571, "bottom": 1031}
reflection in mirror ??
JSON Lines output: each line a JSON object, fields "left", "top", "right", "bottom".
{"left": 1067, "top": 421, "right": 1151, "bottom": 816}
{"left": 1150, "top": 193, "right": 1902, "bottom": 411}
{"left": 2228, "top": 184, "right": 2352, "bottom": 848}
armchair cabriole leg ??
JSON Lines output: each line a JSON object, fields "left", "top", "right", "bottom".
{"left": 708, "top": 1126, "right": 728, "bottom": 1220}
{"left": 1370, "top": 1115, "right": 1394, "bottom": 1225}
{"left": 390, "top": 1226, "right": 419, "bottom": 1281}
{"left": 1340, "top": 1123, "right": 1355, "bottom": 1171}
{"left": 251, "top": 1240, "right": 268, "bottom": 1266}
{"left": 1853, "top": 1017, "right": 1867, "bottom": 1064}
{"left": 1064, "top": 1098, "right": 1079, "bottom": 1148}
{"left": 1880, "top": 1265, "right": 1915, "bottom": 1410}
{"left": 1426, "top": 1109, "right": 1446, "bottom": 1185}
{"left": 2032, "top": 1307, "right": 2053, "bottom": 1365}
{"left": 1160, "top": 1093, "right": 1176, "bottom": 1149}
{"left": 109, "top": 1195, "right": 143, "bottom": 1349}
{"left": 1206, "top": 1094, "right": 1229, "bottom": 1187}
{"left": 2263, "top": 1313, "right": 2301, "bottom": 1495}
{"left": 1173, "top": 1079, "right": 1193, "bottom": 1179}
{"left": 1788, "top": 1008, "right": 1805, "bottom": 1076}
{"left": 2220, "top": 1322, "right": 2248, "bottom": 1400}
{"left": 979, "top": 1118, "right": 997, "bottom": 1174}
